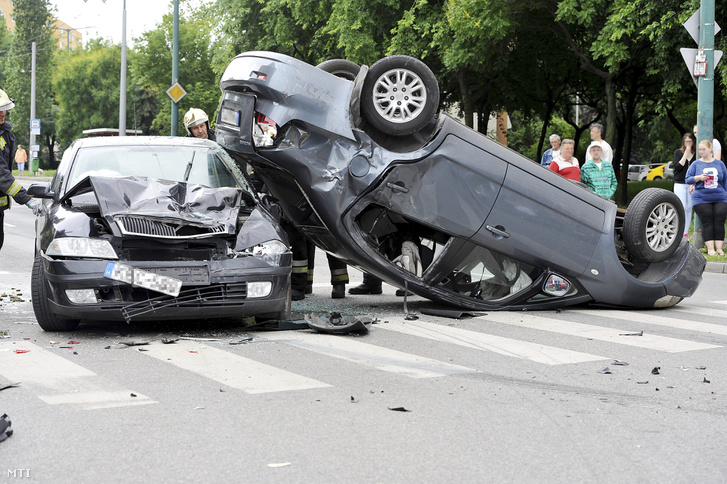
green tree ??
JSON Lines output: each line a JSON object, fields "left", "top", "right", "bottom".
{"left": 133, "top": 4, "right": 218, "bottom": 135}
{"left": 4, "top": 0, "right": 55, "bottom": 167}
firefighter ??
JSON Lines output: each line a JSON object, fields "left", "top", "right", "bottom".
{"left": 306, "top": 240, "right": 349, "bottom": 299}
{"left": 0, "top": 89, "right": 32, "bottom": 251}
{"left": 183, "top": 108, "right": 216, "bottom": 141}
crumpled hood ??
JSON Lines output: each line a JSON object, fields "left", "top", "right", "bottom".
{"left": 63, "top": 176, "right": 242, "bottom": 235}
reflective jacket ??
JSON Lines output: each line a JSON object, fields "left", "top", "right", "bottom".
{"left": 0, "top": 121, "right": 30, "bottom": 210}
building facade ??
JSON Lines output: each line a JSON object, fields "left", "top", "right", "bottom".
{"left": 0, "top": 0, "right": 82, "bottom": 50}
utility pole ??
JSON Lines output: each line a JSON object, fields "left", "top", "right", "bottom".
{"left": 695, "top": 0, "right": 716, "bottom": 144}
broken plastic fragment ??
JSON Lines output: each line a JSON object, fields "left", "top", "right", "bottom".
{"left": 696, "top": 366, "right": 706, "bottom": 370}
{"left": 305, "top": 313, "right": 372, "bottom": 335}
{"left": 68, "top": 340, "right": 80, "bottom": 344}
{"left": 637, "top": 381, "right": 649, "bottom": 384}
{"left": 0, "top": 414, "right": 12, "bottom": 443}
{"left": 350, "top": 396, "right": 358, "bottom": 403}
{"left": 611, "top": 360, "right": 629, "bottom": 366}
{"left": 703, "top": 377, "right": 711, "bottom": 384}
{"left": 388, "top": 406, "right": 411, "bottom": 412}
{"left": 651, "top": 367, "right": 660, "bottom": 375}
{"left": 619, "top": 331, "right": 643, "bottom": 336}
{"left": 267, "top": 463, "right": 292, "bottom": 468}
{"left": 162, "top": 338, "right": 179, "bottom": 344}
{"left": 120, "top": 340, "right": 150, "bottom": 346}
{"left": 0, "top": 382, "right": 20, "bottom": 391}
{"left": 597, "top": 367, "right": 612, "bottom": 374}
{"left": 13, "top": 349, "right": 29, "bottom": 354}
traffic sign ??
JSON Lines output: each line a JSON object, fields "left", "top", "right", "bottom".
{"left": 166, "top": 82, "right": 187, "bottom": 104}
{"left": 30, "top": 118, "right": 40, "bottom": 135}
{"left": 684, "top": 9, "right": 721, "bottom": 45}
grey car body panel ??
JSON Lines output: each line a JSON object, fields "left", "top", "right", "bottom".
{"left": 216, "top": 51, "right": 705, "bottom": 310}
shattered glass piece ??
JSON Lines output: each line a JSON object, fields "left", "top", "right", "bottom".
{"left": 161, "top": 338, "right": 179, "bottom": 344}
{"left": 119, "top": 340, "right": 150, "bottom": 346}
{"left": 637, "top": 381, "right": 649, "bottom": 384}
{"left": 696, "top": 366, "right": 706, "bottom": 370}
{"left": 0, "top": 413, "right": 12, "bottom": 443}
{"left": 597, "top": 367, "right": 612, "bottom": 374}
{"left": 703, "top": 377, "right": 711, "bottom": 384}
{"left": 267, "top": 463, "right": 292, "bottom": 468}
{"left": 651, "top": 367, "right": 660, "bottom": 375}
{"left": 611, "top": 360, "right": 629, "bottom": 366}
{"left": 619, "top": 331, "right": 643, "bottom": 336}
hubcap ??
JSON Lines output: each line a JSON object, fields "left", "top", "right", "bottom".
{"left": 372, "top": 68, "right": 427, "bottom": 124}
{"left": 645, "top": 202, "right": 678, "bottom": 252}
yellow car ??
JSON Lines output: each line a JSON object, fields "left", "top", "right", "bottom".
{"left": 646, "top": 162, "right": 673, "bottom": 181}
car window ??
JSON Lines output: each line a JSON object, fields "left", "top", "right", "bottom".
{"left": 66, "top": 145, "right": 252, "bottom": 196}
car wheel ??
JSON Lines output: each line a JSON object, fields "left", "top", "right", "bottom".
{"left": 622, "top": 188, "right": 684, "bottom": 263}
{"left": 654, "top": 176, "right": 662, "bottom": 181}
{"left": 361, "top": 55, "right": 439, "bottom": 136}
{"left": 316, "top": 59, "right": 360, "bottom": 81}
{"left": 31, "top": 254, "right": 80, "bottom": 331}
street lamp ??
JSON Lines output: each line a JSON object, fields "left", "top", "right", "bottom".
{"left": 54, "top": 26, "right": 93, "bottom": 53}
{"left": 83, "top": 0, "right": 126, "bottom": 136}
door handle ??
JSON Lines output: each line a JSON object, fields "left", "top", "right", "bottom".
{"left": 486, "top": 225, "right": 510, "bottom": 238}
{"left": 386, "top": 182, "right": 409, "bottom": 193}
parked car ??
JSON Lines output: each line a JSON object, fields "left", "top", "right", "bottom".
{"left": 215, "top": 51, "right": 705, "bottom": 310}
{"left": 627, "top": 164, "right": 649, "bottom": 181}
{"left": 26, "top": 137, "right": 292, "bottom": 331}
{"left": 646, "top": 162, "right": 673, "bottom": 181}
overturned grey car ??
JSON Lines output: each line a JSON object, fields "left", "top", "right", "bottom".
{"left": 27, "top": 137, "right": 291, "bottom": 331}
{"left": 215, "top": 51, "right": 705, "bottom": 310}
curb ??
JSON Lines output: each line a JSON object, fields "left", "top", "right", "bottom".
{"left": 705, "top": 261, "right": 727, "bottom": 274}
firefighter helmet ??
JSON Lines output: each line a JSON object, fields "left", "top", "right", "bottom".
{"left": 0, "top": 89, "right": 15, "bottom": 112}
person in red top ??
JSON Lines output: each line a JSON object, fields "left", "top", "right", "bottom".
{"left": 549, "top": 139, "right": 580, "bottom": 181}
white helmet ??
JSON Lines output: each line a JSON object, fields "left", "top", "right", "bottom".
{"left": 183, "top": 108, "right": 208, "bottom": 134}
{"left": 0, "top": 89, "right": 15, "bottom": 112}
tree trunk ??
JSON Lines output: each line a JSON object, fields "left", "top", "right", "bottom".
{"left": 457, "top": 69, "right": 474, "bottom": 128}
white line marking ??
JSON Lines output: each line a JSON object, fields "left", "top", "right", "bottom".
{"left": 140, "top": 340, "right": 330, "bottom": 394}
{"left": 570, "top": 308, "right": 727, "bottom": 336}
{"left": 670, "top": 305, "right": 727, "bottom": 320}
{"left": 714, "top": 301, "right": 727, "bottom": 306}
{"left": 483, "top": 312, "right": 720, "bottom": 353}
{"left": 260, "top": 331, "right": 477, "bottom": 378}
{"left": 378, "top": 318, "right": 607, "bottom": 365}
{"left": 0, "top": 341, "right": 156, "bottom": 409}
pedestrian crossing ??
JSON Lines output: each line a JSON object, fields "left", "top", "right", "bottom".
{"left": 1, "top": 302, "right": 726, "bottom": 409}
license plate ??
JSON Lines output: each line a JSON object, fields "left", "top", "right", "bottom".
{"left": 104, "top": 262, "right": 183, "bottom": 297}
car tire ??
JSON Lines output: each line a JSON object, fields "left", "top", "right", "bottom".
{"left": 622, "top": 188, "right": 684, "bottom": 263}
{"left": 361, "top": 55, "right": 439, "bottom": 136}
{"left": 316, "top": 59, "right": 360, "bottom": 81}
{"left": 654, "top": 176, "right": 662, "bottom": 181}
{"left": 31, "top": 254, "right": 80, "bottom": 331}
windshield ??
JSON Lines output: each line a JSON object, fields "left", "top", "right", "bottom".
{"left": 66, "top": 144, "right": 253, "bottom": 195}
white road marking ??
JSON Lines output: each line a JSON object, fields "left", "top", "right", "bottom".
{"left": 714, "top": 301, "right": 727, "bottom": 306}
{"left": 0, "top": 341, "right": 156, "bottom": 409}
{"left": 483, "top": 312, "right": 720, "bottom": 353}
{"left": 140, "top": 340, "right": 330, "bottom": 394}
{"left": 670, "top": 305, "right": 727, "bottom": 320}
{"left": 378, "top": 318, "right": 607, "bottom": 365}
{"left": 260, "top": 331, "right": 477, "bottom": 378}
{"left": 570, "top": 308, "right": 727, "bottom": 336}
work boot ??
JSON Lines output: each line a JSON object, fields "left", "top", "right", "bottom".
{"left": 292, "top": 288, "right": 305, "bottom": 301}
{"left": 348, "top": 283, "right": 382, "bottom": 295}
{"left": 331, "top": 284, "right": 346, "bottom": 299}
{"left": 305, "top": 281, "right": 313, "bottom": 294}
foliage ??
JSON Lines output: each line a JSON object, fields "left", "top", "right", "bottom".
{"left": 3, "top": 0, "right": 55, "bottom": 166}
{"left": 132, "top": 4, "right": 218, "bottom": 135}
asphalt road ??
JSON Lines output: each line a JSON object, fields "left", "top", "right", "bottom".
{"left": 1, "top": 207, "right": 726, "bottom": 483}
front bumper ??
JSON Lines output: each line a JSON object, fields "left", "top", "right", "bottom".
{"left": 40, "top": 254, "right": 291, "bottom": 322}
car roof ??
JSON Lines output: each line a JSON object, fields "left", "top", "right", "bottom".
{"left": 70, "top": 136, "right": 218, "bottom": 150}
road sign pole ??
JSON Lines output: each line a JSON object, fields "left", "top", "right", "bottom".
{"left": 696, "top": 0, "right": 715, "bottom": 144}
{"left": 171, "top": 0, "right": 180, "bottom": 136}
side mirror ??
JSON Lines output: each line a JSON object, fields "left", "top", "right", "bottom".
{"left": 26, "top": 182, "right": 54, "bottom": 199}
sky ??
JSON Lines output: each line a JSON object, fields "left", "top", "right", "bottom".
{"left": 51, "top": 0, "right": 210, "bottom": 46}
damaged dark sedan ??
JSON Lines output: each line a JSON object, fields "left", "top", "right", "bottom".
{"left": 214, "top": 51, "right": 706, "bottom": 311}
{"left": 27, "top": 137, "right": 291, "bottom": 331}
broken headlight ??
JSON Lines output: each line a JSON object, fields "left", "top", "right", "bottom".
{"left": 47, "top": 237, "right": 118, "bottom": 259}
{"left": 244, "top": 239, "right": 288, "bottom": 265}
